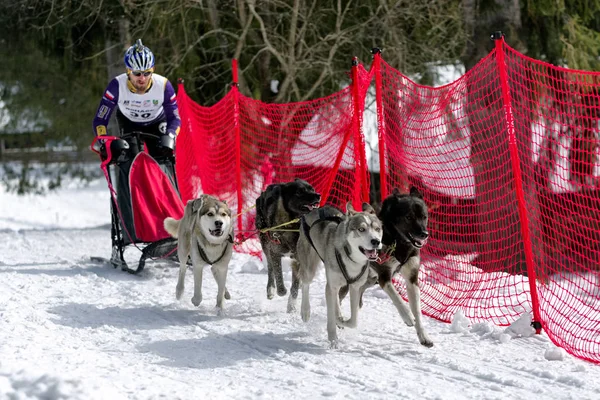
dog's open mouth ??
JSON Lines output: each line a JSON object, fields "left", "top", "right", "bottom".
{"left": 210, "top": 228, "right": 224, "bottom": 237}
{"left": 408, "top": 233, "right": 427, "bottom": 248}
{"left": 303, "top": 202, "right": 320, "bottom": 211}
{"left": 359, "top": 246, "right": 379, "bottom": 261}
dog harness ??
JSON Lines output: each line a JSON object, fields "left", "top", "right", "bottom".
{"left": 301, "top": 210, "right": 369, "bottom": 285}
{"left": 376, "top": 241, "right": 397, "bottom": 264}
{"left": 334, "top": 245, "right": 369, "bottom": 285}
{"left": 196, "top": 234, "right": 234, "bottom": 265}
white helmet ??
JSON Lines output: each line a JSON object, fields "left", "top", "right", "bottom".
{"left": 124, "top": 39, "right": 155, "bottom": 71}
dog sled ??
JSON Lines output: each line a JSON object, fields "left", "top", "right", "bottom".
{"left": 91, "top": 132, "right": 184, "bottom": 274}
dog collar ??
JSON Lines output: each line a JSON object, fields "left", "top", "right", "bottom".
{"left": 196, "top": 234, "right": 233, "bottom": 265}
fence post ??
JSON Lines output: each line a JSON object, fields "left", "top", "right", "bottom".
{"left": 232, "top": 59, "right": 243, "bottom": 233}
{"left": 492, "top": 32, "right": 543, "bottom": 334}
{"left": 351, "top": 57, "right": 370, "bottom": 206}
{"left": 175, "top": 78, "right": 194, "bottom": 203}
{"left": 320, "top": 60, "right": 362, "bottom": 206}
{"left": 372, "top": 48, "right": 388, "bottom": 201}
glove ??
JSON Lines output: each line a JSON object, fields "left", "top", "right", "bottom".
{"left": 91, "top": 138, "right": 109, "bottom": 160}
{"left": 109, "top": 139, "right": 130, "bottom": 164}
{"left": 159, "top": 132, "right": 176, "bottom": 151}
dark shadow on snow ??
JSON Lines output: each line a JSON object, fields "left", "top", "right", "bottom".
{"left": 48, "top": 303, "right": 222, "bottom": 330}
{"left": 48, "top": 303, "right": 273, "bottom": 331}
{"left": 138, "top": 331, "right": 326, "bottom": 369}
{"left": 0, "top": 258, "right": 176, "bottom": 281}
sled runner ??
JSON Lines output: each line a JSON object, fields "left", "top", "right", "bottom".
{"left": 91, "top": 132, "right": 184, "bottom": 273}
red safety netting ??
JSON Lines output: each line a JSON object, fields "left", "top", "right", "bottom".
{"left": 375, "top": 49, "right": 534, "bottom": 325}
{"left": 173, "top": 40, "right": 600, "bottom": 363}
{"left": 504, "top": 43, "right": 600, "bottom": 363}
{"left": 175, "top": 63, "right": 372, "bottom": 257}
{"left": 375, "top": 40, "right": 600, "bottom": 363}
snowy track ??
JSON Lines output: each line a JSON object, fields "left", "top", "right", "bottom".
{"left": 1, "top": 224, "right": 599, "bottom": 400}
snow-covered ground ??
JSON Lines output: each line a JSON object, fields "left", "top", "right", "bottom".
{"left": 1, "top": 172, "right": 600, "bottom": 400}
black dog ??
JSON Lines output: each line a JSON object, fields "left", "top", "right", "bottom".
{"left": 255, "top": 178, "right": 321, "bottom": 300}
{"left": 341, "top": 186, "right": 433, "bottom": 347}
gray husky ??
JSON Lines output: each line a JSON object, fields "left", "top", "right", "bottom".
{"left": 164, "top": 195, "right": 234, "bottom": 309}
{"left": 345, "top": 187, "right": 433, "bottom": 347}
{"left": 255, "top": 179, "right": 321, "bottom": 299}
{"left": 290, "top": 202, "right": 382, "bottom": 348}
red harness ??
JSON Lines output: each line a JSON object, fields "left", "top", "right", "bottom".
{"left": 376, "top": 241, "right": 397, "bottom": 264}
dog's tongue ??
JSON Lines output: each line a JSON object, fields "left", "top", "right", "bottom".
{"left": 364, "top": 249, "right": 378, "bottom": 260}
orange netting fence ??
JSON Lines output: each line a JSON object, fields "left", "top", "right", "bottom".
{"left": 175, "top": 37, "right": 600, "bottom": 363}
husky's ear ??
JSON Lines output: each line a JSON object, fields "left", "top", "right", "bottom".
{"left": 409, "top": 186, "right": 423, "bottom": 199}
{"left": 191, "top": 197, "right": 204, "bottom": 214}
{"left": 346, "top": 201, "right": 357, "bottom": 215}
{"left": 392, "top": 187, "right": 402, "bottom": 196}
{"left": 361, "top": 202, "right": 376, "bottom": 215}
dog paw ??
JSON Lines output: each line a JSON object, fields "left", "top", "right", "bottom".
{"left": 403, "top": 315, "right": 415, "bottom": 327}
{"left": 175, "top": 284, "right": 184, "bottom": 300}
{"left": 277, "top": 286, "right": 287, "bottom": 297}
{"left": 191, "top": 295, "right": 202, "bottom": 307}
{"left": 418, "top": 333, "right": 434, "bottom": 348}
{"left": 301, "top": 308, "right": 310, "bottom": 322}
{"left": 337, "top": 318, "right": 357, "bottom": 329}
{"left": 329, "top": 339, "right": 339, "bottom": 349}
{"left": 224, "top": 289, "right": 231, "bottom": 300}
{"left": 267, "top": 286, "right": 275, "bottom": 300}
{"left": 287, "top": 298, "right": 297, "bottom": 313}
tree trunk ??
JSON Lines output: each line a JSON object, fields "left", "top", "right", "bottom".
{"left": 104, "top": 17, "right": 130, "bottom": 136}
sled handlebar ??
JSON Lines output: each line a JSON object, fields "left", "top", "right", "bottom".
{"left": 121, "top": 131, "right": 160, "bottom": 141}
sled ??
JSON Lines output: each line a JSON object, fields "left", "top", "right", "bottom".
{"left": 91, "top": 133, "right": 184, "bottom": 274}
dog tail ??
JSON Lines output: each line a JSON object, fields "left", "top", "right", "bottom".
{"left": 163, "top": 217, "right": 180, "bottom": 238}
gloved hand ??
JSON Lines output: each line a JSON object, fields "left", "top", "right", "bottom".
{"left": 92, "top": 137, "right": 130, "bottom": 164}
{"left": 109, "top": 139, "right": 130, "bottom": 164}
{"left": 92, "top": 138, "right": 110, "bottom": 160}
{"left": 159, "top": 132, "right": 176, "bottom": 151}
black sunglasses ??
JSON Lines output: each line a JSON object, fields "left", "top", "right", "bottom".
{"left": 131, "top": 70, "right": 152, "bottom": 77}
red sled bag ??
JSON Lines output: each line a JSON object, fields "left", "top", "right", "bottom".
{"left": 91, "top": 135, "right": 184, "bottom": 273}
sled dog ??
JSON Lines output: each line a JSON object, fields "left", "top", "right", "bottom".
{"left": 255, "top": 178, "right": 321, "bottom": 300}
{"left": 291, "top": 202, "right": 382, "bottom": 348}
{"left": 164, "top": 195, "right": 234, "bottom": 309}
{"left": 345, "top": 187, "right": 433, "bottom": 347}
